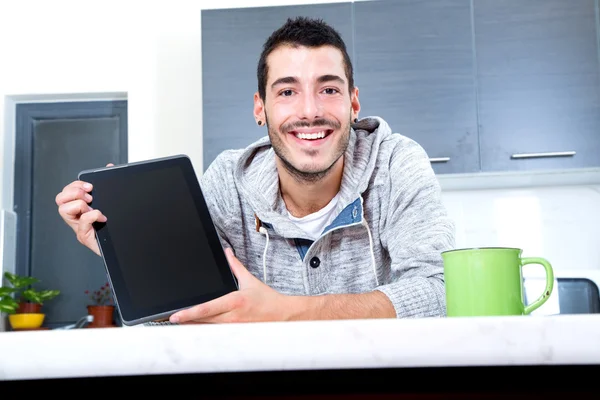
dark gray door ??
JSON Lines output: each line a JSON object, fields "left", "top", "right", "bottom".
{"left": 14, "top": 100, "right": 127, "bottom": 328}
{"left": 474, "top": 0, "right": 600, "bottom": 172}
{"left": 353, "top": 0, "right": 480, "bottom": 174}
{"left": 201, "top": 2, "right": 354, "bottom": 171}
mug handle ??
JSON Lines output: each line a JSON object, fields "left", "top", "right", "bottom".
{"left": 521, "top": 257, "right": 554, "bottom": 315}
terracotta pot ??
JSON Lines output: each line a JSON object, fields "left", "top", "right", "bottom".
{"left": 87, "top": 305, "right": 116, "bottom": 328}
{"left": 17, "top": 302, "right": 42, "bottom": 314}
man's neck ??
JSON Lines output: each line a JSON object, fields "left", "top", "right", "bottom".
{"left": 277, "top": 157, "right": 344, "bottom": 218}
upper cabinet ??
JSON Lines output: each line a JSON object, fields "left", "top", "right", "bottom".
{"left": 474, "top": 0, "right": 600, "bottom": 172}
{"left": 353, "top": 0, "right": 480, "bottom": 174}
{"left": 200, "top": 3, "right": 354, "bottom": 171}
{"left": 201, "top": 0, "right": 600, "bottom": 176}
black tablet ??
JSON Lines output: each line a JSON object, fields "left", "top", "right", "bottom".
{"left": 78, "top": 154, "right": 238, "bottom": 326}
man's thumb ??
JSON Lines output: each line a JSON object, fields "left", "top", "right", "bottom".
{"left": 224, "top": 248, "right": 250, "bottom": 280}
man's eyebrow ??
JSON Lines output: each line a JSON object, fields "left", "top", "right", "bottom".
{"left": 271, "top": 76, "right": 298, "bottom": 88}
{"left": 270, "top": 74, "right": 346, "bottom": 89}
{"left": 317, "top": 74, "right": 345, "bottom": 85}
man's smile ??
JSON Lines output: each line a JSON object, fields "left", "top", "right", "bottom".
{"left": 287, "top": 127, "right": 334, "bottom": 142}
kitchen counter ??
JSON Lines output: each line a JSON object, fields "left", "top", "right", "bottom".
{"left": 1, "top": 314, "right": 599, "bottom": 394}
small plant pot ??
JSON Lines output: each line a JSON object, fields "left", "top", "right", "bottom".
{"left": 18, "top": 302, "right": 42, "bottom": 314}
{"left": 87, "top": 305, "right": 116, "bottom": 328}
{"left": 9, "top": 313, "right": 45, "bottom": 330}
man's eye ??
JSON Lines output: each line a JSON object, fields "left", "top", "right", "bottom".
{"left": 280, "top": 90, "right": 294, "bottom": 97}
{"left": 323, "top": 88, "right": 339, "bottom": 95}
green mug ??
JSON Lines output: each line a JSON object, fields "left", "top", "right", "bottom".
{"left": 442, "top": 247, "right": 554, "bottom": 317}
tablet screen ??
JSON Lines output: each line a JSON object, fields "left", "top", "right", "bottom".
{"left": 80, "top": 155, "right": 237, "bottom": 325}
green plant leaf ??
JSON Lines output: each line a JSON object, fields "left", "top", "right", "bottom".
{"left": 2, "top": 272, "right": 60, "bottom": 306}
{"left": 4, "top": 272, "right": 39, "bottom": 289}
{"left": 38, "top": 290, "right": 60, "bottom": 302}
{"left": 0, "top": 297, "right": 18, "bottom": 314}
{"left": 0, "top": 287, "right": 17, "bottom": 297}
{"left": 21, "top": 289, "right": 60, "bottom": 304}
{"left": 21, "top": 289, "right": 42, "bottom": 304}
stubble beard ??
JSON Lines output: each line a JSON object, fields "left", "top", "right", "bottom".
{"left": 266, "top": 113, "right": 351, "bottom": 185}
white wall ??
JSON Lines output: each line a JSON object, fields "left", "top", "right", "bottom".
{"left": 1, "top": 0, "right": 599, "bottom": 280}
{"left": 441, "top": 183, "right": 600, "bottom": 271}
{"left": 0, "top": 0, "right": 351, "bottom": 211}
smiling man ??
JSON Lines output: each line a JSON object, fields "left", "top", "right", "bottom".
{"left": 55, "top": 17, "right": 455, "bottom": 323}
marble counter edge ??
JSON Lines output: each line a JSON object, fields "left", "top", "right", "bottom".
{"left": 1, "top": 314, "right": 599, "bottom": 381}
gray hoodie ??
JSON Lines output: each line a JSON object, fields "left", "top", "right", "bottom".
{"left": 200, "top": 116, "right": 456, "bottom": 318}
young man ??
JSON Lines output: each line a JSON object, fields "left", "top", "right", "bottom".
{"left": 55, "top": 17, "right": 455, "bottom": 324}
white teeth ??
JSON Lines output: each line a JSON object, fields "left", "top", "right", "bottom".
{"left": 295, "top": 131, "right": 326, "bottom": 140}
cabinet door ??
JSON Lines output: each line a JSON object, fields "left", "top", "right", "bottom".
{"left": 475, "top": 0, "right": 600, "bottom": 172}
{"left": 353, "top": 0, "right": 479, "bottom": 174}
{"left": 201, "top": 3, "right": 354, "bottom": 171}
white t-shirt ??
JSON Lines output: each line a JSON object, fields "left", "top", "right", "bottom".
{"left": 287, "top": 192, "right": 340, "bottom": 240}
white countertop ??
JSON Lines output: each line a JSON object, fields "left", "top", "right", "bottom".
{"left": 1, "top": 314, "right": 599, "bottom": 381}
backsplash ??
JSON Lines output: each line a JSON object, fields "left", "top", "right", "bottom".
{"left": 440, "top": 184, "right": 600, "bottom": 273}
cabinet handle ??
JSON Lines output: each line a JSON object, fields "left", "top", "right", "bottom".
{"left": 429, "top": 157, "right": 450, "bottom": 163}
{"left": 510, "top": 151, "right": 576, "bottom": 159}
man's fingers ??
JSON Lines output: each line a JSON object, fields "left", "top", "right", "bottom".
{"left": 77, "top": 209, "right": 106, "bottom": 234}
{"left": 76, "top": 209, "right": 106, "bottom": 243}
{"left": 58, "top": 199, "right": 91, "bottom": 220}
{"left": 56, "top": 181, "right": 93, "bottom": 206}
{"left": 79, "top": 209, "right": 107, "bottom": 225}
{"left": 170, "top": 294, "right": 237, "bottom": 323}
{"left": 175, "top": 313, "right": 237, "bottom": 324}
{"left": 62, "top": 180, "right": 93, "bottom": 193}
{"left": 224, "top": 248, "right": 250, "bottom": 280}
{"left": 56, "top": 162, "right": 112, "bottom": 207}
{"left": 55, "top": 186, "right": 92, "bottom": 206}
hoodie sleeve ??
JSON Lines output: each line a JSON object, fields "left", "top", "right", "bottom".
{"left": 375, "top": 139, "right": 455, "bottom": 318}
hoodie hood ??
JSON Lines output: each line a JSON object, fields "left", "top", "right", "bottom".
{"left": 233, "top": 116, "right": 393, "bottom": 239}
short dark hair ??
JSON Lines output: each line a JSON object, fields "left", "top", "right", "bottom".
{"left": 257, "top": 16, "right": 354, "bottom": 101}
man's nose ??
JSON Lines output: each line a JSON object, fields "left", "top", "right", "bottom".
{"left": 298, "top": 91, "right": 322, "bottom": 120}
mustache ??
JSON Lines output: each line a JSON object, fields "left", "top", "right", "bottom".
{"left": 281, "top": 118, "right": 341, "bottom": 133}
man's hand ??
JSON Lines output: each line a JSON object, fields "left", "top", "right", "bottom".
{"left": 55, "top": 163, "right": 114, "bottom": 256}
{"left": 169, "top": 248, "right": 397, "bottom": 324}
{"left": 169, "top": 248, "right": 292, "bottom": 323}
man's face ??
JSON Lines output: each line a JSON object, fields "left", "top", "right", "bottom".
{"left": 254, "top": 45, "right": 360, "bottom": 181}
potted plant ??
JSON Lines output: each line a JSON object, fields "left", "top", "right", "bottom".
{"left": 0, "top": 272, "right": 60, "bottom": 330}
{"left": 85, "top": 282, "right": 116, "bottom": 328}
{"left": 0, "top": 284, "right": 19, "bottom": 314}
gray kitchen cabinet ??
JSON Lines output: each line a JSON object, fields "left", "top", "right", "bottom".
{"left": 474, "top": 0, "right": 600, "bottom": 172}
{"left": 353, "top": 0, "right": 480, "bottom": 174}
{"left": 201, "top": 3, "right": 354, "bottom": 171}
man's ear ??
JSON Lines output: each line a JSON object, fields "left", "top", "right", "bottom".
{"left": 350, "top": 86, "right": 360, "bottom": 121}
{"left": 253, "top": 92, "right": 266, "bottom": 126}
